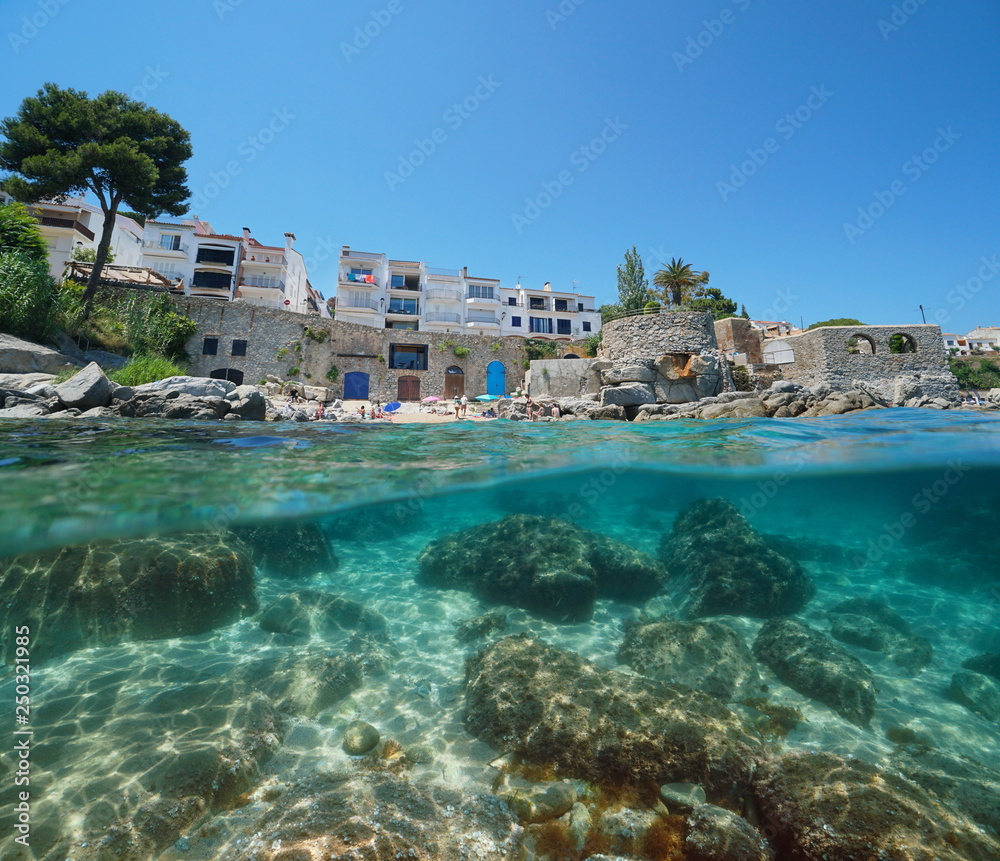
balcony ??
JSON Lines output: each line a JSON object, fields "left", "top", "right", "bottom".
{"left": 339, "top": 298, "right": 379, "bottom": 312}
{"left": 387, "top": 302, "right": 420, "bottom": 316}
{"left": 143, "top": 239, "right": 188, "bottom": 255}
{"left": 341, "top": 273, "right": 380, "bottom": 288}
{"left": 389, "top": 279, "right": 422, "bottom": 292}
{"left": 426, "top": 287, "right": 463, "bottom": 302}
{"left": 467, "top": 293, "right": 500, "bottom": 306}
{"left": 240, "top": 274, "right": 285, "bottom": 292}
{"left": 425, "top": 311, "right": 462, "bottom": 324}
{"left": 245, "top": 251, "right": 285, "bottom": 266}
{"left": 528, "top": 301, "right": 549, "bottom": 312}
{"left": 467, "top": 314, "right": 500, "bottom": 326}
{"left": 342, "top": 249, "right": 383, "bottom": 262}
{"left": 38, "top": 215, "right": 96, "bottom": 242}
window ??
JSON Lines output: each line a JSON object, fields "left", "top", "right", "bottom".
{"left": 508, "top": 297, "right": 517, "bottom": 306}
{"left": 231, "top": 339, "right": 247, "bottom": 357}
{"left": 529, "top": 317, "right": 553, "bottom": 334}
{"left": 388, "top": 298, "right": 419, "bottom": 315}
{"left": 529, "top": 298, "right": 547, "bottom": 310}
{"left": 202, "top": 337, "right": 219, "bottom": 356}
{"left": 557, "top": 319, "right": 572, "bottom": 335}
{"left": 578, "top": 302, "right": 584, "bottom": 312}
{"left": 391, "top": 273, "right": 420, "bottom": 290}
{"left": 196, "top": 247, "right": 235, "bottom": 266}
{"left": 468, "top": 284, "right": 494, "bottom": 299}
{"left": 386, "top": 321, "right": 419, "bottom": 330}
{"left": 192, "top": 270, "right": 231, "bottom": 290}
{"left": 554, "top": 299, "right": 568, "bottom": 312}
{"left": 388, "top": 344, "right": 428, "bottom": 370}
{"left": 159, "top": 234, "right": 180, "bottom": 250}
{"left": 347, "top": 268, "right": 374, "bottom": 283}
{"left": 510, "top": 316, "right": 522, "bottom": 327}
{"left": 582, "top": 321, "right": 592, "bottom": 332}
{"left": 346, "top": 290, "right": 375, "bottom": 309}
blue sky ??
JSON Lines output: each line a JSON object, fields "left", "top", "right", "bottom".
{"left": 2, "top": 0, "right": 998, "bottom": 333}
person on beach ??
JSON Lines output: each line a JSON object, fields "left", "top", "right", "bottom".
{"left": 357, "top": 404, "right": 366, "bottom": 419}
{"left": 288, "top": 387, "right": 300, "bottom": 403}
{"left": 281, "top": 401, "right": 294, "bottom": 418}
{"left": 460, "top": 394, "right": 468, "bottom": 417}
{"left": 454, "top": 397, "right": 461, "bottom": 418}
{"left": 525, "top": 397, "right": 536, "bottom": 420}
{"left": 314, "top": 402, "right": 325, "bottom": 420}
{"left": 551, "top": 403, "right": 561, "bottom": 419}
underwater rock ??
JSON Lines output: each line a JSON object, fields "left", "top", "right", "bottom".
{"left": 231, "top": 521, "right": 339, "bottom": 578}
{"left": 0, "top": 533, "right": 257, "bottom": 665}
{"left": 215, "top": 772, "right": 524, "bottom": 861}
{"left": 454, "top": 609, "right": 508, "bottom": 643}
{"left": 685, "top": 804, "right": 774, "bottom": 861}
{"left": 752, "top": 618, "right": 877, "bottom": 727}
{"left": 828, "top": 598, "right": 933, "bottom": 674}
{"left": 947, "top": 671, "right": 1000, "bottom": 723}
{"left": 961, "top": 652, "right": 1000, "bottom": 681}
{"left": 342, "top": 720, "right": 381, "bottom": 755}
{"left": 753, "top": 752, "right": 1000, "bottom": 861}
{"left": 259, "top": 590, "right": 387, "bottom": 639}
{"left": 501, "top": 782, "right": 578, "bottom": 824}
{"left": 659, "top": 499, "right": 816, "bottom": 619}
{"left": 404, "top": 743, "right": 436, "bottom": 764}
{"left": 659, "top": 782, "right": 707, "bottom": 814}
{"left": 464, "top": 635, "right": 765, "bottom": 803}
{"left": 892, "top": 747, "right": 1000, "bottom": 836}
{"left": 617, "top": 619, "right": 762, "bottom": 701}
{"left": 418, "top": 514, "right": 667, "bottom": 623}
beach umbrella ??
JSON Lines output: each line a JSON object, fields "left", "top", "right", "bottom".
{"left": 475, "top": 394, "right": 499, "bottom": 401}
{"left": 421, "top": 396, "right": 441, "bottom": 402}
{"left": 384, "top": 402, "right": 402, "bottom": 413}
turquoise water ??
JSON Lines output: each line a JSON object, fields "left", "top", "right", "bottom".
{"left": 2, "top": 410, "right": 1000, "bottom": 859}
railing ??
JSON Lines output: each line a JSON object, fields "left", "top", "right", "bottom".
{"left": 425, "top": 311, "right": 462, "bottom": 323}
{"left": 339, "top": 299, "right": 379, "bottom": 311}
{"left": 387, "top": 304, "right": 420, "bottom": 315}
{"left": 38, "top": 215, "right": 96, "bottom": 240}
{"left": 144, "top": 239, "right": 188, "bottom": 254}
{"left": 389, "top": 282, "right": 422, "bottom": 292}
{"left": 241, "top": 275, "right": 285, "bottom": 291}
{"left": 245, "top": 253, "right": 286, "bottom": 266}
{"left": 467, "top": 314, "right": 500, "bottom": 325}
{"left": 340, "top": 273, "right": 380, "bottom": 287}
{"left": 426, "top": 287, "right": 463, "bottom": 302}
{"left": 528, "top": 302, "right": 549, "bottom": 311}
{"left": 467, "top": 293, "right": 500, "bottom": 303}
{"left": 342, "top": 250, "right": 383, "bottom": 261}
{"left": 426, "top": 266, "right": 461, "bottom": 277}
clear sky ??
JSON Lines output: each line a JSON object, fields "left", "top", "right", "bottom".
{"left": 2, "top": 0, "right": 998, "bottom": 333}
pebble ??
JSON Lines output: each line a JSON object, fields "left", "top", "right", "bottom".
{"left": 342, "top": 720, "right": 380, "bottom": 755}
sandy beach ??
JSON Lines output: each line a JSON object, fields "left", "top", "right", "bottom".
{"left": 281, "top": 397, "right": 503, "bottom": 424}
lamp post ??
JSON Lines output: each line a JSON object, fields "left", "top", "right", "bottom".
{"left": 918, "top": 305, "right": 927, "bottom": 324}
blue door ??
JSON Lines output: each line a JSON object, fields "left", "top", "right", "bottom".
{"left": 486, "top": 361, "right": 506, "bottom": 396}
{"left": 343, "top": 371, "right": 369, "bottom": 400}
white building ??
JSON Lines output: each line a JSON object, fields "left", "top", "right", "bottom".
{"left": 943, "top": 327, "right": 999, "bottom": 355}
{"left": 334, "top": 246, "right": 601, "bottom": 340}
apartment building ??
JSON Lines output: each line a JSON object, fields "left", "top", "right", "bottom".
{"left": 334, "top": 246, "right": 601, "bottom": 340}
{"left": 943, "top": 327, "right": 1000, "bottom": 355}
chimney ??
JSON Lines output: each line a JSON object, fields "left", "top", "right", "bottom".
{"left": 543, "top": 281, "right": 552, "bottom": 292}
{"left": 284, "top": 232, "right": 296, "bottom": 251}
{"left": 342, "top": 245, "right": 350, "bottom": 257}
{"left": 242, "top": 227, "right": 251, "bottom": 245}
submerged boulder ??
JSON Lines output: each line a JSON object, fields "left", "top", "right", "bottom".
{"left": 961, "top": 652, "right": 1000, "bottom": 681}
{"left": 685, "top": 804, "right": 774, "bottom": 861}
{"left": 828, "top": 598, "right": 932, "bottom": 673}
{"left": 947, "top": 671, "right": 1000, "bottom": 723}
{"left": 232, "top": 521, "right": 339, "bottom": 578}
{"left": 417, "top": 514, "right": 667, "bottom": 622}
{"left": 753, "top": 618, "right": 877, "bottom": 727}
{"left": 465, "top": 635, "right": 765, "bottom": 802}
{"left": 617, "top": 619, "right": 762, "bottom": 701}
{"left": 0, "top": 533, "right": 257, "bottom": 665}
{"left": 259, "top": 590, "right": 387, "bottom": 639}
{"left": 660, "top": 499, "right": 815, "bottom": 619}
{"left": 754, "top": 752, "right": 1000, "bottom": 861}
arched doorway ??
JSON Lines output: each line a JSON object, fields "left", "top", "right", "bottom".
{"left": 397, "top": 375, "right": 420, "bottom": 401}
{"left": 443, "top": 365, "right": 465, "bottom": 398}
{"left": 847, "top": 333, "right": 876, "bottom": 356}
{"left": 486, "top": 361, "right": 506, "bottom": 396}
{"left": 563, "top": 353, "right": 581, "bottom": 359}
{"left": 210, "top": 368, "right": 244, "bottom": 385}
{"left": 343, "top": 371, "right": 370, "bottom": 400}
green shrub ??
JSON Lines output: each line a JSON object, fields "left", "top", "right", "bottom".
{"left": 109, "top": 354, "right": 187, "bottom": 387}
{"left": 453, "top": 345, "right": 471, "bottom": 358}
{"left": 304, "top": 326, "right": 327, "bottom": 343}
{"left": 0, "top": 252, "right": 60, "bottom": 343}
{"left": 326, "top": 365, "right": 340, "bottom": 382}
{"left": 490, "top": 342, "right": 501, "bottom": 352}
{"left": 287, "top": 366, "right": 300, "bottom": 377}
{"left": 523, "top": 338, "right": 559, "bottom": 361}
{"left": 0, "top": 202, "right": 48, "bottom": 263}
{"left": 437, "top": 338, "right": 456, "bottom": 353}
{"left": 730, "top": 364, "right": 754, "bottom": 392}
{"left": 583, "top": 332, "right": 602, "bottom": 357}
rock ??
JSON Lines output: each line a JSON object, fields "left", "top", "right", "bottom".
{"left": 0, "top": 402, "right": 50, "bottom": 418}
{"left": 696, "top": 397, "right": 768, "bottom": 419}
{"left": 753, "top": 618, "right": 877, "bottom": 727}
{"left": 660, "top": 499, "right": 815, "bottom": 619}
{"left": 828, "top": 598, "right": 932, "bottom": 673}
{"left": 766, "top": 380, "right": 802, "bottom": 394}
{"left": 659, "top": 782, "right": 706, "bottom": 814}
{"left": 0, "top": 372, "right": 56, "bottom": 390}
{"left": 215, "top": 772, "right": 523, "bottom": 861}
{"left": 618, "top": 619, "right": 762, "bottom": 701}
{"left": 110, "top": 382, "right": 133, "bottom": 401}
{"left": 54, "top": 361, "right": 113, "bottom": 410}
{"left": 455, "top": 609, "right": 508, "bottom": 643}
{"left": 947, "top": 671, "right": 1000, "bottom": 722}
{"left": 259, "top": 590, "right": 387, "bottom": 639}
{"left": 231, "top": 521, "right": 339, "bottom": 578}
{"left": 599, "top": 382, "right": 655, "bottom": 407}
{"left": 754, "top": 752, "right": 1000, "bottom": 861}
{"left": 961, "top": 652, "right": 1000, "bottom": 681}
{"left": 418, "top": 514, "right": 667, "bottom": 623}
{"left": 115, "top": 391, "right": 228, "bottom": 420}
{"left": 77, "top": 406, "right": 114, "bottom": 418}
{"left": 523, "top": 783, "right": 577, "bottom": 822}
{"left": 601, "top": 365, "right": 656, "bottom": 385}
{"left": 342, "top": 720, "right": 380, "bottom": 755}
{"left": 25, "top": 382, "right": 57, "bottom": 398}
{"left": 0, "top": 533, "right": 258, "bottom": 665}
{"left": 0, "top": 333, "right": 79, "bottom": 374}
{"left": 302, "top": 384, "right": 330, "bottom": 401}
{"left": 404, "top": 743, "right": 436, "bottom": 764}
{"left": 226, "top": 388, "right": 267, "bottom": 421}
{"left": 465, "top": 635, "right": 765, "bottom": 802}
{"left": 685, "top": 804, "right": 774, "bottom": 861}
{"left": 132, "top": 375, "right": 236, "bottom": 399}
{"left": 82, "top": 349, "right": 129, "bottom": 370}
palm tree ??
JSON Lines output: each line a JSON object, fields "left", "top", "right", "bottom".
{"left": 652, "top": 258, "right": 709, "bottom": 308}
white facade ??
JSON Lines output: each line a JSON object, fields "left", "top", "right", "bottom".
{"left": 942, "top": 327, "right": 1000, "bottom": 355}
{"left": 334, "top": 246, "right": 601, "bottom": 340}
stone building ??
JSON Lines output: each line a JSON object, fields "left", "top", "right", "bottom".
{"left": 714, "top": 317, "right": 764, "bottom": 364}
{"left": 176, "top": 296, "right": 534, "bottom": 403}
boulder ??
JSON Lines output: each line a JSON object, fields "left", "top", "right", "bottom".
{"left": 0, "top": 533, "right": 258, "bottom": 665}
{"left": 753, "top": 752, "right": 1000, "bottom": 861}
{"left": 601, "top": 365, "right": 656, "bottom": 385}
{"left": 54, "top": 361, "right": 114, "bottom": 410}
{"left": 660, "top": 499, "right": 815, "bottom": 619}
{"left": 617, "top": 619, "right": 762, "bottom": 701}
{"left": 697, "top": 397, "right": 768, "bottom": 419}
{"left": 417, "top": 514, "right": 666, "bottom": 623}
{"left": 599, "top": 382, "right": 655, "bottom": 407}
{"left": 259, "top": 589, "right": 387, "bottom": 639}
{"left": 132, "top": 375, "right": 236, "bottom": 399}
{"left": 115, "top": 391, "right": 229, "bottom": 420}
{"left": 685, "top": 804, "right": 774, "bottom": 861}
{"left": 0, "top": 333, "right": 78, "bottom": 374}
{"left": 0, "top": 402, "right": 51, "bottom": 418}
{"left": 753, "top": 618, "right": 877, "bottom": 727}
{"left": 947, "top": 671, "right": 1000, "bottom": 722}
{"left": 828, "top": 598, "right": 932, "bottom": 673}
{"left": 77, "top": 406, "right": 114, "bottom": 418}
{"left": 342, "top": 720, "right": 380, "bottom": 755}
{"left": 961, "top": 652, "right": 1000, "bottom": 681}
{"left": 0, "top": 372, "right": 56, "bottom": 390}
{"left": 231, "top": 522, "right": 339, "bottom": 578}
{"left": 226, "top": 387, "right": 267, "bottom": 421}
{"left": 465, "top": 635, "right": 765, "bottom": 802}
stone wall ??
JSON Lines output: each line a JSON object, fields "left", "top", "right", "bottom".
{"left": 601, "top": 311, "right": 718, "bottom": 361}
{"left": 775, "top": 325, "right": 958, "bottom": 403}
{"left": 175, "top": 297, "right": 529, "bottom": 402}
{"left": 714, "top": 317, "right": 763, "bottom": 363}
{"left": 526, "top": 359, "right": 605, "bottom": 398}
